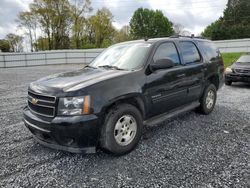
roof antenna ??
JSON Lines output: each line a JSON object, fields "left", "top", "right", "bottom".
{"left": 191, "top": 34, "right": 195, "bottom": 38}
{"left": 144, "top": 37, "right": 148, "bottom": 41}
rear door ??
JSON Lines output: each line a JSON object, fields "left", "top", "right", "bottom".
{"left": 197, "top": 41, "right": 224, "bottom": 88}
{"left": 177, "top": 41, "right": 205, "bottom": 103}
{"left": 144, "top": 42, "right": 189, "bottom": 118}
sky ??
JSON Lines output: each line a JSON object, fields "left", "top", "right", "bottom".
{"left": 0, "top": 0, "right": 228, "bottom": 39}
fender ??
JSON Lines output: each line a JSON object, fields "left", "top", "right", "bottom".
{"left": 100, "top": 93, "right": 147, "bottom": 119}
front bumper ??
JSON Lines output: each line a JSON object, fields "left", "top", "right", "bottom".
{"left": 23, "top": 106, "right": 100, "bottom": 153}
{"left": 225, "top": 73, "right": 250, "bottom": 83}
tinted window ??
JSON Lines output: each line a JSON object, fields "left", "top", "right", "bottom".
{"left": 153, "top": 42, "right": 180, "bottom": 65}
{"left": 198, "top": 41, "right": 218, "bottom": 61}
{"left": 179, "top": 42, "right": 201, "bottom": 64}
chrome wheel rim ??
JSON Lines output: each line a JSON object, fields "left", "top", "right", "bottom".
{"left": 206, "top": 90, "right": 215, "bottom": 109}
{"left": 114, "top": 115, "right": 137, "bottom": 146}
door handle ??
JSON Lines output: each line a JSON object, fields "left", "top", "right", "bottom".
{"left": 203, "top": 68, "right": 208, "bottom": 71}
{"left": 202, "top": 64, "right": 208, "bottom": 71}
{"left": 177, "top": 74, "right": 186, "bottom": 78}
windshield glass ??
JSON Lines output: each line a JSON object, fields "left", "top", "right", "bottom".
{"left": 237, "top": 55, "right": 250, "bottom": 63}
{"left": 90, "top": 42, "right": 151, "bottom": 70}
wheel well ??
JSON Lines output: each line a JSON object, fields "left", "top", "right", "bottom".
{"left": 208, "top": 75, "right": 219, "bottom": 90}
{"left": 97, "top": 97, "right": 145, "bottom": 147}
{"left": 104, "top": 97, "right": 145, "bottom": 119}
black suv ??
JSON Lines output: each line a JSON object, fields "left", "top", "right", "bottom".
{"left": 224, "top": 54, "right": 250, "bottom": 85}
{"left": 23, "top": 37, "right": 224, "bottom": 155}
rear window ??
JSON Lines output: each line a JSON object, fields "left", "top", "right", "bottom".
{"left": 179, "top": 42, "right": 201, "bottom": 64}
{"left": 198, "top": 41, "right": 218, "bottom": 61}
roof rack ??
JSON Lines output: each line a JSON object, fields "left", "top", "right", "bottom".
{"left": 169, "top": 34, "right": 205, "bottom": 39}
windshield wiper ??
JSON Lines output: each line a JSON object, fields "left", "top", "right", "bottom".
{"left": 98, "top": 65, "right": 126, "bottom": 70}
{"left": 85, "top": 65, "right": 97, "bottom": 69}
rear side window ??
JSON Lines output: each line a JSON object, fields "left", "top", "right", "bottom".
{"left": 179, "top": 42, "right": 201, "bottom": 64}
{"left": 153, "top": 42, "right": 180, "bottom": 65}
{"left": 198, "top": 41, "right": 218, "bottom": 61}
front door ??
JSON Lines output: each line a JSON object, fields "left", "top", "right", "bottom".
{"left": 144, "top": 42, "right": 189, "bottom": 118}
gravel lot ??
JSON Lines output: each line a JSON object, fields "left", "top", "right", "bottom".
{"left": 0, "top": 64, "right": 250, "bottom": 188}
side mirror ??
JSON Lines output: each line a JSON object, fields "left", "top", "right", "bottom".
{"left": 150, "top": 58, "right": 175, "bottom": 71}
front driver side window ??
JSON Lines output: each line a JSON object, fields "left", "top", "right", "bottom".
{"left": 153, "top": 42, "right": 180, "bottom": 65}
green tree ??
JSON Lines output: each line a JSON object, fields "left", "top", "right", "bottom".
{"left": 6, "top": 33, "right": 23, "bottom": 52}
{"left": 202, "top": 19, "right": 223, "bottom": 39}
{"left": 35, "top": 37, "right": 49, "bottom": 51}
{"left": 114, "top": 25, "right": 131, "bottom": 43}
{"left": 202, "top": 0, "right": 250, "bottom": 40}
{"left": 30, "top": 0, "right": 71, "bottom": 50}
{"left": 89, "top": 8, "right": 115, "bottom": 48}
{"left": 17, "top": 11, "right": 38, "bottom": 52}
{"left": 70, "top": 0, "right": 92, "bottom": 49}
{"left": 81, "top": 18, "right": 96, "bottom": 47}
{"left": 0, "top": 39, "right": 11, "bottom": 52}
{"left": 129, "top": 8, "right": 174, "bottom": 39}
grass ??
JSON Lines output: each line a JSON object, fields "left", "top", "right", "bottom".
{"left": 222, "top": 52, "right": 244, "bottom": 68}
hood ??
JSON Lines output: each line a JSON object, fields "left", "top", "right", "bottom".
{"left": 30, "top": 67, "right": 130, "bottom": 94}
{"left": 232, "top": 62, "right": 250, "bottom": 69}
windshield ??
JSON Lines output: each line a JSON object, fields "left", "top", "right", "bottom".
{"left": 237, "top": 55, "right": 250, "bottom": 63}
{"left": 90, "top": 42, "right": 151, "bottom": 70}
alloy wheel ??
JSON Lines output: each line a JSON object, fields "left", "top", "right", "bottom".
{"left": 114, "top": 115, "right": 137, "bottom": 146}
{"left": 206, "top": 90, "right": 215, "bottom": 109}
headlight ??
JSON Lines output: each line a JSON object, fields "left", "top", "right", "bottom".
{"left": 225, "top": 67, "right": 232, "bottom": 73}
{"left": 58, "top": 96, "right": 90, "bottom": 115}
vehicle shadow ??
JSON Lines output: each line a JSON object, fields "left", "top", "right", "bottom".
{"left": 228, "top": 82, "right": 250, "bottom": 88}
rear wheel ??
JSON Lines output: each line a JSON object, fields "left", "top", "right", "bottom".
{"left": 197, "top": 84, "right": 217, "bottom": 115}
{"left": 100, "top": 104, "right": 143, "bottom": 155}
{"left": 225, "top": 80, "right": 232, "bottom": 86}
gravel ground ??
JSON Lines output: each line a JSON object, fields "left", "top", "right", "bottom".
{"left": 0, "top": 64, "right": 250, "bottom": 188}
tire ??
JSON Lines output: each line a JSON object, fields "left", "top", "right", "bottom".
{"left": 197, "top": 83, "right": 217, "bottom": 115}
{"left": 225, "top": 81, "right": 232, "bottom": 86}
{"left": 100, "top": 104, "right": 143, "bottom": 155}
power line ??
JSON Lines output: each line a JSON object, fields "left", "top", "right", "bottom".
{"left": 97, "top": 5, "right": 226, "bottom": 12}
{"left": 90, "top": 0, "right": 226, "bottom": 5}
{"left": 90, "top": 1, "right": 227, "bottom": 11}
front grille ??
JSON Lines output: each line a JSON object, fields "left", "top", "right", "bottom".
{"left": 28, "top": 91, "right": 56, "bottom": 117}
{"left": 234, "top": 69, "right": 250, "bottom": 74}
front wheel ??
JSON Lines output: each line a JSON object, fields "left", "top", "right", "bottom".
{"left": 197, "top": 84, "right": 217, "bottom": 115}
{"left": 100, "top": 104, "right": 143, "bottom": 155}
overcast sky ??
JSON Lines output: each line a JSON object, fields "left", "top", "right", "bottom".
{"left": 0, "top": 0, "right": 228, "bottom": 39}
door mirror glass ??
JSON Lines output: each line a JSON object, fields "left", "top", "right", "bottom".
{"left": 150, "top": 59, "right": 175, "bottom": 71}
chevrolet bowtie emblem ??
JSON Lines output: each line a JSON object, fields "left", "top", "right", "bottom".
{"left": 31, "top": 98, "right": 38, "bottom": 104}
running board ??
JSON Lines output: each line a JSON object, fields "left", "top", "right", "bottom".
{"left": 144, "top": 102, "right": 200, "bottom": 126}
